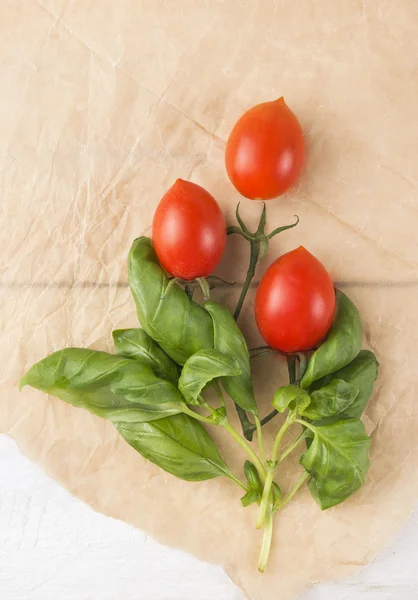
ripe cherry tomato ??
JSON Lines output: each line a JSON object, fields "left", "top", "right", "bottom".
{"left": 255, "top": 247, "right": 335, "bottom": 353}
{"left": 152, "top": 179, "right": 226, "bottom": 280}
{"left": 225, "top": 98, "right": 305, "bottom": 200}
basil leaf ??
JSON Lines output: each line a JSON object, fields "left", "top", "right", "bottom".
{"left": 300, "top": 379, "right": 359, "bottom": 421}
{"left": 244, "top": 460, "right": 262, "bottom": 490}
{"left": 273, "top": 384, "right": 310, "bottom": 414}
{"left": 300, "top": 419, "right": 371, "bottom": 510}
{"left": 115, "top": 413, "right": 232, "bottom": 482}
{"left": 19, "top": 348, "right": 184, "bottom": 422}
{"left": 241, "top": 489, "right": 261, "bottom": 508}
{"left": 179, "top": 349, "right": 241, "bottom": 405}
{"left": 309, "top": 350, "right": 379, "bottom": 419}
{"left": 241, "top": 461, "right": 263, "bottom": 507}
{"left": 113, "top": 328, "right": 179, "bottom": 385}
{"left": 128, "top": 237, "right": 214, "bottom": 365}
{"left": 301, "top": 290, "right": 363, "bottom": 389}
{"left": 204, "top": 302, "right": 257, "bottom": 415}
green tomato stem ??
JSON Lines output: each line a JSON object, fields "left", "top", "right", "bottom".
{"left": 258, "top": 408, "right": 278, "bottom": 428}
{"left": 258, "top": 500, "right": 274, "bottom": 573}
{"left": 231, "top": 206, "right": 294, "bottom": 438}
{"left": 297, "top": 352, "right": 308, "bottom": 382}
{"left": 231, "top": 241, "right": 262, "bottom": 439}
{"left": 234, "top": 241, "right": 260, "bottom": 321}
{"left": 235, "top": 405, "right": 255, "bottom": 441}
{"left": 273, "top": 471, "right": 309, "bottom": 513}
{"left": 287, "top": 354, "right": 297, "bottom": 385}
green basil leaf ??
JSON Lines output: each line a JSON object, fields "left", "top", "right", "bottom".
{"left": 301, "top": 379, "right": 359, "bottom": 421}
{"left": 309, "top": 350, "right": 379, "bottom": 419}
{"left": 128, "top": 237, "right": 214, "bottom": 365}
{"left": 113, "top": 328, "right": 179, "bottom": 385}
{"left": 300, "top": 419, "right": 371, "bottom": 510}
{"left": 179, "top": 349, "right": 241, "bottom": 405}
{"left": 273, "top": 384, "right": 310, "bottom": 414}
{"left": 115, "top": 413, "right": 232, "bottom": 482}
{"left": 19, "top": 348, "right": 184, "bottom": 422}
{"left": 241, "top": 489, "right": 261, "bottom": 508}
{"left": 244, "top": 460, "right": 262, "bottom": 490}
{"left": 301, "top": 290, "right": 363, "bottom": 389}
{"left": 204, "top": 302, "right": 257, "bottom": 415}
{"left": 241, "top": 461, "right": 263, "bottom": 507}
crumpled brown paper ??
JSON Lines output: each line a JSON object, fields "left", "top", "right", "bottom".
{"left": 2, "top": 1, "right": 418, "bottom": 599}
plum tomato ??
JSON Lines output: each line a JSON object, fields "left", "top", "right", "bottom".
{"left": 152, "top": 179, "right": 226, "bottom": 280}
{"left": 255, "top": 247, "right": 335, "bottom": 352}
{"left": 225, "top": 97, "right": 305, "bottom": 200}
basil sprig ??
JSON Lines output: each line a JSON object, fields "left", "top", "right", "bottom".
{"left": 19, "top": 234, "right": 379, "bottom": 573}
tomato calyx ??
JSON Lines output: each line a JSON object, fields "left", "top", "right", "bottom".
{"left": 163, "top": 274, "right": 235, "bottom": 302}
{"left": 163, "top": 276, "right": 212, "bottom": 301}
{"left": 228, "top": 203, "right": 299, "bottom": 263}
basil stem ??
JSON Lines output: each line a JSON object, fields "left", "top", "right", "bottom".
{"left": 258, "top": 501, "right": 274, "bottom": 573}
{"left": 256, "top": 412, "right": 295, "bottom": 529}
{"left": 277, "top": 431, "right": 305, "bottom": 464}
{"left": 223, "top": 420, "right": 266, "bottom": 484}
{"left": 255, "top": 408, "right": 303, "bottom": 571}
{"left": 234, "top": 242, "right": 260, "bottom": 321}
{"left": 180, "top": 394, "right": 266, "bottom": 484}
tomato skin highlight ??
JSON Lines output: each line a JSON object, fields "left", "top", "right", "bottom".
{"left": 255, "top": 247, "right": 335, "bottom": 353}
{"left": 225, "top": 98, "right": 305, "bottom": 200}
{"left": 152, "top": 179, "right": 226, "bottom": 281}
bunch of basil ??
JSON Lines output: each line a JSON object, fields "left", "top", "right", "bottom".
{"left": 20, "top": 236, "right": 378, "bottom": 572}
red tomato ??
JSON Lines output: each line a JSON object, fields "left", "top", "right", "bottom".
{"left": 255, "top": 247, "right": 335, "bottom": 353}
{"left": 152, "top": 179, "right": 226, "bottom": 280}
{"left": 225, "top": 98, "right": 305, "bottom": 200}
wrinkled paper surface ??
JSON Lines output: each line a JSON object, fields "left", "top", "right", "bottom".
{"left": 1, "top": 2, "right": 418, "bottom": 599}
